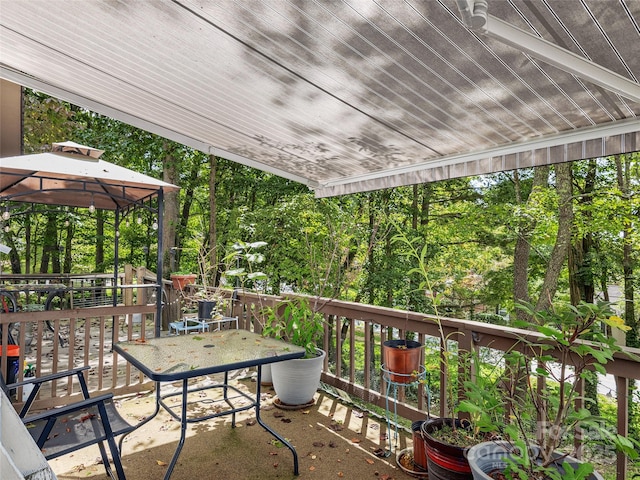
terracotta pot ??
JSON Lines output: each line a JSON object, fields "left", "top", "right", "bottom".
{"left": 170, "top": 274, "right": 196, "bottom": 291}
{"left": 412, "top": 420, "right": 428, "bottom": 472}
{"left": 382, "top": 339, "right": 423, "bottom": 383}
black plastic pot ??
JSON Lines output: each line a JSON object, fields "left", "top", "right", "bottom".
{"left": 197, "top": 300, "right": 217, "bottom": 320}
{"left": 421, "top": 418, "right": 473, "bottom": 480}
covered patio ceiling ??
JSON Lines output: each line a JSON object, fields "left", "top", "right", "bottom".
{"left": 1, "top": 0, "right": 639, "bottom": 197}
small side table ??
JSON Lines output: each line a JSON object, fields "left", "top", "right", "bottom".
{"left": 381, "top": 364, "right": 428, "bottom": 456}
{"left": 205, "top": 316, "right": 239, "bottom": 331}
{"left": 168, "top": 318, "right": 209, "bottom": 335}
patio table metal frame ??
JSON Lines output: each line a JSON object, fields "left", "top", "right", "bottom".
{"left": 113, "top": 329, "right": 305, "bottom": 479}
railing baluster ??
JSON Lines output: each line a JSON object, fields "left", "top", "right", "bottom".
{"left": 1, "top": 286, "right": 637, "bottom": 479}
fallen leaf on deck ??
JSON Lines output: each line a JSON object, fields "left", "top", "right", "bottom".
{"left": 156, "top": 460, "right": 167, "bottom": 466}
{"left": 313, "top": 441, "right": 325, "bottom": 448}
{"left": 351, "top": 438, "right": 361, "bottom": 444}
{"left": 329, "top": 421, "right": 343, "bottom": 431}
{"left": 365, "top": 458, "right": 375, "bottom": 465}
{"left": 372, "top": 448, "right": 386, "bottom": 457}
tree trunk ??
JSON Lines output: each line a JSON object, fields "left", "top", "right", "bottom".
{"left": 568, "top": 160, "right": 598, "bottom": 415}
{"left": 95, "top": 210, "right": 105, "bottom": 273}
{"left": 513, "top": 166, "right": 548, "bottom": 321}
{"left": 615, "top": 155, "right": 638, "bottom": 347}
{"left": 535, "top": 163, "right": 573, "bottom": 312}
{"left": 209, "top": 154, "right": 218, "bottom": 285}
{"left": 569, "top": 159, "right": 596, "bottom": 305}
{"left": 5, "top": 231, "right": 21, "bottom": 274}
{"left": 162, "top": 143, "right": 179, "bottom": 276}
{"left": 63, "top": 216, "right": 73, "bottom": 273}
{"left": 40, "top": 213, "right": 57, "bottom": 273}
{"left": 615, "top": 153, "right": 640, "bottom": 448}
{"left": 25, "top": 214, "right": 31, "bottom": 274}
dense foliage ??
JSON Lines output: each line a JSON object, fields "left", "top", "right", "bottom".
{"left": 3, "top": 89, "right": 639, "bottom": 475}
{"left": 3, "top": 92, "right": 639, "bottom": 339}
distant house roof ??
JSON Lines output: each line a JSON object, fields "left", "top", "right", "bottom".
{"left": 1, "top": 1, "right": 638, "bottom": 197}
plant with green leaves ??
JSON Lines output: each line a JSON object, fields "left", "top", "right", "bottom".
{"left": 223, "top": 240, "right": 269, "bottom": 289}
{"left": 393, "top": 226, "right": 505, "bottom": 446}
{"left": 262, "top": 296, "right": 324, "bottom": 358}
{"left": 483, "top": 300, "right": 639, "bottom": 480}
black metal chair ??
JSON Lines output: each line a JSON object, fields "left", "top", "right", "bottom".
{"left": 1, "top": 366, "right": 136, "bottom": 480}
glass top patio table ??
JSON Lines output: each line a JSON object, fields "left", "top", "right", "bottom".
{"left": 113, "top": 330, "right": 305, "bottom": 479}
{"left": 114, "top": 329, "right": 304, "bottom": 381}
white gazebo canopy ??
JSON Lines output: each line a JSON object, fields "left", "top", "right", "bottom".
{"left": 0, "top": 141, "right": 179, "bottom": 337}
{"left": 0, "top": 141, "right": 179, "bottom": 210}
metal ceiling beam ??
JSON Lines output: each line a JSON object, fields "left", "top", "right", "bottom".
{"left": 455, "top": 1, "right": 640, "bottom": 103}
{"left": 481, "top": 16, "right": 640, "bottom": 103}
{"left": 318, "top": 117, "right": 640, "bottom": 188}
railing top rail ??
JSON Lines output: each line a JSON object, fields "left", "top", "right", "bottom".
{"left": 233, "top": 290, "right": 640, "bottom": 381}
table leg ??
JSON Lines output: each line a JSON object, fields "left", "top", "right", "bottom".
{"left": 164, "top": 378, "right": 189, "bottom": 480}
{"left": 223, "top": 371, "right": 236, "bottom": 427}
{"left": 254, "top": 366, "right": 299, "bottom": 475}
{"left": 117, "top": 383, "right": 161, "bottom": 453}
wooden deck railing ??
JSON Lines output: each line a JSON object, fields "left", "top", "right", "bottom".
{"left": 0, "top": 268, "right": 161, "bottom": 409}
{"left": 2, "top": 283, "right": 638, "bottom": 478}
{"left": 231, "top": 291, "right": 640, "bottom": 480}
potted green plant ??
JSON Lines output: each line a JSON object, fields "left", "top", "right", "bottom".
{"left": 392, "top": 226, "right": 502, "bottom": 478}
{"left": 382, "top": 335, "right": 423, "bottom": 384}
{"left": 420, "top": 326, "right": 504, "bottom": 480}
{"left": 194, "top": 288, "right": 229, "bottom": 322}
{"left": 170, "top": 272, "right": 197, "bottom": 291}
{"left": 263, "top": 296, "right": 326, "bottom": 407}
{"left": 223, "top": 240, "right": 277, "bottom": 383}
{"left": 466, "top": 300, "right": 639, "bottom": 480}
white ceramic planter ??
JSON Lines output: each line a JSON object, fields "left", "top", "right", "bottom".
{"left": 466, "top": 441, "right": 604, "bottom": 480}
{"left": 260, "top": 363, "right": 273, "bottom": 386}
{"left": 271, "top": 348, "right": 326, "bottom": 406}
